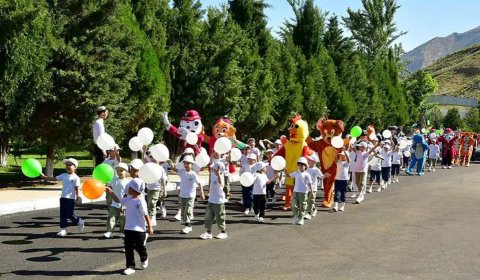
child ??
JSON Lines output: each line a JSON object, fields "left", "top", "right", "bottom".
{"left": 287, "top": 157, "right": 313, "bottom": 225}
{"left": 145, "top": 159, "right": 167, "bottom": 227}
{"left": 380, "top": 143, "right": 393, "bottom": 190}
{"left": 428, "top": 140, "right": 440, "bottom": 172}
{"left": 239, "top": 146, "right": 251, "bottom": 174}
{"left": 175, "top": 155, "right": 205, "bottom": 234}
{"left": 172, "top": 148, "right": 201, "bottom": 221}
{"left": 264, "top": 149, "right": 277, "bottom": 204}
{"left": 252, "top": 162, "right": 277, "bottom": 223}
{"left": 391, "top": 146, "right": 402, "bottom": 183}
{"left": 348, "top": 146, "right": 357, "bottom": 194}
{"left": 200, "top": 158, "right": 228, "bottom": 240}
{"left": 106, "top": 178, "right": 153, "bottom": 276}
{"left": 247, "top": 138, "right": 261, "bottom": 161}
{"left": 104, "top": 145, "right": 122, "bottom": 207}
{"left": 354, "top": 142, "right": 380, "bottom": 204}
{"left": 241, "top": 154, "right": 257, "bottom": 215}
{"left": 104, "top": 162, "right": 129, "bottom": 238}
{"left": 368, "top": 148, "right": 382, "bottom": 193}
{"left": 333, "top": 151, "right": 350, "bottom": 212}
{"left": 305, "top": 155, "right": 326, "bottom": 219}
{"left": 42, "top": 158, "right": 84, "bottom": 237}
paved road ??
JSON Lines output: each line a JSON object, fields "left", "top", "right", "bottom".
{"left": 1, "top": 165, "right": 480, "bottom": 280}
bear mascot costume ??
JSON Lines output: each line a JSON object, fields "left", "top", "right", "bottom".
{"left": 405, "top": 134, "right": 428, "bottom": 175}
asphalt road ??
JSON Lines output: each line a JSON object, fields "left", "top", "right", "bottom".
{"left": 1, "top": 165, "right": 480, "bottom": 280}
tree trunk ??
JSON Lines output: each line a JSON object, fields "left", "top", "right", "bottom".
{"left": 45, "top": 145, "right": 55, "bottom": 177}
{"left": 0, "top": 139, "right": 8, "bottom": 167}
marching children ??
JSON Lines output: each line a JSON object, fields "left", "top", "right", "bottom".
{"left": 264, "top": 149, "right": 278, "bottom": 204}
{"left": 391, "top": 146, "right": 402, "bottom": 183}
{"left": 428, "top": 140, "right": 440, "bottom": 172}
{"left": 42, "top": 158, "right": 84, "bottom": 237}
{"left": 252, "top": 162, "right": 277, "bottom": 223}
{"left": 333, "top": 151, "right": 350, "bottom": 212}
{"left": 106, "top": 178, "right": 153, "bottom": 276}
{"left": 368, "top": 147, "right": 382, "bottom": 193}
{"left": 380, "top": 143, "right": 393, "bottom": 190}
{"left": 287, "top": 157, "right": 313, "bottom": 225}
{"left": 247, "top": 138, "right": 261, "bottom": 161}
{"left": 145, "top": 159, "right": 167, "bottom": 227}
{"left": 354, "top": 142, "right": 380, "bottom": 204}
{"left": 305, "top": 154, "right": 327, "bottom": 219}
{"left": 241, "top": 154, "right": 257, "bottom": 215}
{"left": 104, "top": 162, "right": 129, "bottom": 238}
{"left": 172, "top": 148, "right": 201, "bottom": 221}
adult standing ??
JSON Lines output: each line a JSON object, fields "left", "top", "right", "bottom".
{"left": 92, "top": 106, "right": 108, "bottom": 166}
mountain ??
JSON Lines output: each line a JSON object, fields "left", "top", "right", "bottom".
{"left": 402, "top": 26, "right": 480, "bottom": 73}
{"left": 425, "top": 44, "right": 480, "bottom": 98}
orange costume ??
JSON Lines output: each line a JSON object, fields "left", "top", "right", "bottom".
{"left": 203, "top": 117, "right": 245, "bottom": 155}
{"left": 273, "top": 115, "right": 311, "bottom": 210}
{"left": 307, "top": 118, "right": 344, "bottom": 208}
{"left": 459, "top": 132, "right": 475, "bottom": 167}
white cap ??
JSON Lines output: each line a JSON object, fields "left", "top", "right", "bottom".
{"left": 130, "top": 159, "right": 144, "bottom": 170}
{"left": 356, "top": 142, "right": 367, "bottom": 148}
{"left": 265, "top": 149, "right": 274, "bottom": 154}
{"left": 182, "top": 155, "right": 195, "bottom": 163}
{"left": 274, "top": 139, "right": 282, "bottom": 145}
{"left": 247, "top": 154, "right": 257, "bottom": 160}
{"left": 63, "top": 158, "right": 78, "bottom": 168}
{"left": 116, "top": 162, "right": 129, "bottom": 171}
{"left": 183, "top": 148, "right": 194, "bottom": 154}
{"left": 97, "top": 106, "right": 107, "bottom": 112}
{"left": 253, "top": 162, "right": 268, "bottom": 172}
{"left": 307, "top": 154, "right": 319, "bottom": 162}
{"left": 297, "top": 157, "right": 308, "bottom": 166}
{"left": 127, "top": 178, "right": 144, "bottom": 194}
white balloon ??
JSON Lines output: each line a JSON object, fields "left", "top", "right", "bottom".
{"left": 398, "top": 140, "right": 407, "bottom": 149}
{"left": 195, "top": 152, "right": 210, "bottom": 168}
{"left": 139, "top": 162, "right": 163, "bottom": 184}
{"left": 129, "top": 136, "right": 143, "bottom": 152}
{"left": 403, "top": 151, "right": 411, "bottom": 157}
{"left": 200, "top": 147, "right": 208, "bottom": 155}
{"left": 214, "top": 137, "right": 232, "bottom": 154}
{"left": 185, "top": 132, "right": 198, "bottom": 145}
{"left": 230, "top": 148, "right": 242, "bottom": 161}
{"left": 240, "top": 172, "right": 255, "bottom": 186}
{"left": 96, "top": 133, "right": 115, "bottom": 151}
{"left": 369, "top": 133, "right": 377, "bottom": 141}
{"left": 137, "top": 127, "right": 154, "bottom": 145}
{"left": 331, "top": 136, "right": 344, "bottom": 149}
{"left": 382, "top": 130, "right": 392, "bottom": 139}
{"left": 150, "top": 144, "right": 170, "bottom": 161}
{"left": 271, "top": 156, "right": 286, "bottom": 171}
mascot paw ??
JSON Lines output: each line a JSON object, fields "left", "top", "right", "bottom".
{"left": 161, "top": 112, "right": 171, "bottom": 126}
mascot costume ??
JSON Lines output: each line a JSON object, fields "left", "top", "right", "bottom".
{"left": 459, "top": 132, "right": 475, "bottom": 167}
{"left": 405, "top": 134, "right": 428, "bottom": 175}
{"left": 273, "top": 115, "right": 311, "bottom": 211}
{"left": 162, "top": 110, "right": 204, "bottom": 155}
{"left": 437, "top": 128, "right": 458, "bottom": 169}
{"left": 307, "top": 118, "right": 344, "bottom": 208}
{"left": 203, "top": 116, "right": 246, "bottom": 155}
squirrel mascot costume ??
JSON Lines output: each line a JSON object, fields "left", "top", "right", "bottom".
{"left": 273, "top": 115, "right": 311, "bottom": 211}
{"left": 162, "top": 110, "right": 204, "bottom": 155}
{"left": 307, "top": 118, "right": 344, "bottom": 208}
{"left": 203, "top": 116, "right": 246, "bottom": 155}
{"left": 437, "top": 128, "right": 458, "bottom": 169}
{"left": 459, "top": 132, "right": 475, "bottom": 167}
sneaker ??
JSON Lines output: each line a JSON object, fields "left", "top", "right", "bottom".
{"left": 150, "top": 217, "right": 157, "bottom": 226}
{"left": 199, "top": 232, "right": 213, "bottom": 239}
{"left": 395, "top": 178, "right": 399, "bottom": 183}
{"left": 254, "top": 214, "right": 259, "bottom": 221}
{"left": 174, "top": 211, "right": 182, "bottom": 221}
{"left": 381, "top": 184, "right": 386, "bottom": 190}
{"left": 258, "top": 217, "right": 264, "bottom": 223}
{"left": 339, "top": 202, "right": 345, "bottom": 211}
{"left": 355, "top": 194, "right": 364, "bottom": 204}
{"left": 244, "top": 209, "right": 250, "bottom": 215}
{"left": 56, "top": 229, "right": 67, "bottom": 237}
{"left": 333, "top": 206, "right": 338, "bottom": 212}
{"left": 367, "top": 186, "right": 372, "bottom": 193}
{"left": 311, "top": 209, "right": 317, "bottom": 217}
{"left": 377, "top": 186, "right": 382, "bottom": 192}
{"left": 351, "top": 192, "right": 358, "bottom": 198}
{"left": 181, "top": 226, "right": 192, "bottom": 234}
{"left": 103, "top": 231, "right": 112, "bottom": 239}
{"left": 296, "top": 218, "right": 304, "bottom": 225}
{"left": 448, "top": 166, "right": 452, "bottom": 169}
{"left": 123, "top": 268, "right": 135, "bottom": 275}
{"left": 161, "top": 207, "right": 167, "bottom": 218}
{"left": 141, "top": 258, "right": 149, "bottom": 269}
{"left": 432, "top": 168, "right": 436, "bottom": 172}
{"left": 442, "top": 166, "right": 446, "bottom": 169}
{"left": 304, "top": 213, "right": 312, "bottom": 220}
{"left": 216, "top": 232, "right": 228, "bottom": 239}
{"left": 77, "top": 219, "right": 85, "bottom": 233}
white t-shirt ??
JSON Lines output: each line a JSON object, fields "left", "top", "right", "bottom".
{"left": 146, "top": 164, "right": 167, "bottom": 191}
{"left": 208, "top": 162, "right": 225, "bottom": 204}
{"left": 354, "top": 152, "right": 369, "bottom": 173}
{"left": 178, "top": 169, "right": 202, "bottom": 198}
{"left": 253, "top": 173, "right": 268, "bottom": 195}
{"left": 110, "top": 177, "right": 129, "bottom": 208}
{"left": 306, "top": 167, "right": 323, "bottom": 192}
{"left": 380, "top": 150, "right": 392, "bottom": 167}
{"left": 240, "top": 154, "right": 249, "bottom": 174}
{"left": 56, "top": 173, "right": 80, "bottom": 199}
{"left": 429, "top": 144, "right": 440, "bottom": 159}
{"left": 249, "top": 147, "right": 261, "bottom": 160}
{"left": 369, "top": 155, "right": 382, "bottom": 171}
{"left": 289, "top": 171, "right": 312, "bottom": 193}
{"left": 265, "top": 162, "right": 276, "bottom": 180}
{"left": 336, "top": 161, "right": 350, "bottom": 180}
{"left": 92, "top": 118, "right": 105, "bottom": 143}
{"left": 392, "top": 151, "right": 402, "bottom": 165}
{"left": 176, "top": 162, "right": 201, "bottom": 174}
{"left": 120, "top": 196, "right": 148, "bottom": 232}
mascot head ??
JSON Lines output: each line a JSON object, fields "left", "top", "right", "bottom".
{"left": 412, "top": 134, "right": 424, "bottom": 144}
{"left": 316, "top": 118, "right": 344, "bottom": 143}
{"left": 213, "top": 117, "right": 236, "bottom": 139}
{"left": 461, "top": 132, "right": 473, "bottom": 142}
{"left": 179, "top": 110, "right": 202, "bottom": 135}
{"left": 443, "top": 128, "right": 455, "bottom": 141}
{"left": 289, "top": 115, "right": 309, "bottom": 142}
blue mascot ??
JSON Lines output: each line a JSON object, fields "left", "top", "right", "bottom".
{"left": 405, "top": 134, "right": 428, "bottom": 175}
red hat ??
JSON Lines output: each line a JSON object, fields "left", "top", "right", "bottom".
{"left": 182, "top": 110, "right": 201, "bottom": 121}
{"left": 444, "top": 128, "right": 453, "bottom": 134}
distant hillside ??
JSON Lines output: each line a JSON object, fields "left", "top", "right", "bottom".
{"left": 402, "top": 26, "right": 480, "bottom": 72}
{"left": 425, "top": 44, "right": 480, "bottom": 99}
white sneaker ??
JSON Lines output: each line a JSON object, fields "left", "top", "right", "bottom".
{"left": 254, "top": 214, "right": 259, "bottom": 221}
{"left": 296, "top": 218, "right": 304, "bottom": 225}
{"left": 141, "top": 258, "right": 149, "bottom": 269}
{"left": 174, "top": 211, "right": 182, "bottom": 221}
{"left": 432, "top": 168, "right": 436, "bottom": 172}
{"left": 161, "top": 207, "right": 167, "bottom": 218}
{"left": 448, "top": 166, "right": 452, "bottom": 169}
{"left": 181, "top": 226, "right": 192, "bottom": 234}
{"left": 351, "top": 192, "right": 358, "bottom": 198}
{"left": 339, "top": 202, "right": 345, "bottom": 211}
{"left": 333, "top": 202, "right": 338, "bottom": 212}
{"left": 123, "top": 268, "right": 135, "bottom": 275}
{"left": 216, "top": 232, "right": 228, "bottom": 239}
{"left": 395, "top": 178, "right": 399, "bottom": 183}
{"left": 356, "top": 194, "right": 364, "bottom": 204}
{"left": 377, "top": 186, "right": 382, "bottom": 192}
{"left": 56, "top": 229, "right": 67, "bottom": 237}
{"left": 77, "top": 219, "right": 85, "bottom": 233}
{"left": 367, "top": 186, "right": 372, "bottom": 193}
{"left": 199, "top": 232, "right": 213, "bottom": 239}
{"left": 103, "top": 231, "right": 112, "bottom": 238}
{"left": 150, "top": 217, "right": 157, "bottom": 226}
{"left": 304, "top": 213, "right": 312, "bottom": 220}
{"left": 258, "top": 217, "right": 264, "bottom": 223}
{"left": 381, "top": 183, "right": 386, "bottom": 190}
{"left": 244, "top": 209, "right": 250, "bottom": 215}
{"left": 311, "top": 209, "right": 317, "bottom": 217}
{"left": 442, "top": 166, "right": 446, "bottom": 169}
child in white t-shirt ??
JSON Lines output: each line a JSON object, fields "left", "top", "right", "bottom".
{"left": 264, "top": 149, "right": 279, "bottom": 204}
{"left": 368, "top": 147, "right": 382, "bottom": 193}
{"left": 354, "top": 142, "right": 380, "bottom": 204}
{"left": 247, "top": 138, "right": 261, "bottom": 161}
{"left": 305, "top": 155, "right": 327, "bottom": 219}
{"left": 428, "top": 140, "right": 440, "bottom": 172}
{"left": 379, "top": 143, "right": 393, "bottom": 190}
{"left": 287, "top": 157, "right": 313, "bottom": 225}
{"left": 42, "top": 158, "right": 84, "bottom": 237}
{"left": 391, "top": 146, "right": 402, "bottom": 183}
{"left": 145, "top": 159, "right": 167, "bottom": 227}
{"left": 103, "top": 163, "right": 129, "bottom": 239}
{"left": 333, "top": 151, "right": 350, "bottom": 212}
{"left": 252, "top": 162, "right": 278, "bottom": 223}
{"left": 107, "top": 178, "right": 153, "bottom": 276}
{"left": 103, "top": 146, "right": 122, "bottom": 207}
{"left": 241, "top": 154, "right": 257, "bottom": 215}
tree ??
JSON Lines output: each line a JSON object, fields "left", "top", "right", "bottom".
{"left": 464, "top": 107, "right": 480, "bottom": 132}
{"left": 443, "top": 108, "right": 464, "bottom": 130}
{"left": 404, "top": 70, "right": 439, "bottom": 127}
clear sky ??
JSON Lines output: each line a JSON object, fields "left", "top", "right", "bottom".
{"left": 198, "top": 0, "right": 480, "bottom": 52}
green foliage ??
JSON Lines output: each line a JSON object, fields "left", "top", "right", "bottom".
{"left": 443, "top": 108, "right": 464, "bottom": 130}
{"left": 464, "top": 107, "right": 480, "bottom": 132}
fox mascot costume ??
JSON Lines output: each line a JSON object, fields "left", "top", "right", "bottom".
{"left": 459, "top": 132, "right": 475, "bottom": 167}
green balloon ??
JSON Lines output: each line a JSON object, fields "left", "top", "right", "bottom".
{"left": 350, "top": 126, "right": 362, "bottom": 138}
{"left": 93, "top": 163, "right": 114, "bottom": 183}
{"left": 435, "top": 129, "right": 441, "bottom": 135}
{"left": 21, "top": 158, "right": 42, "bottom": 178}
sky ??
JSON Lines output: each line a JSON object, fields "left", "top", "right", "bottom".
{"left": 198, "top": 0, "right": 480, "bottom": 52}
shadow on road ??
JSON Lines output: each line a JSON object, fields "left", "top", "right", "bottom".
{"left": 10, "top": 269, "right": 122, "bottom": 276}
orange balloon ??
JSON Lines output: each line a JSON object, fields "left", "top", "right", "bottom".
{"left": 82, "top": 178, "right": 105, "bottom": 200}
